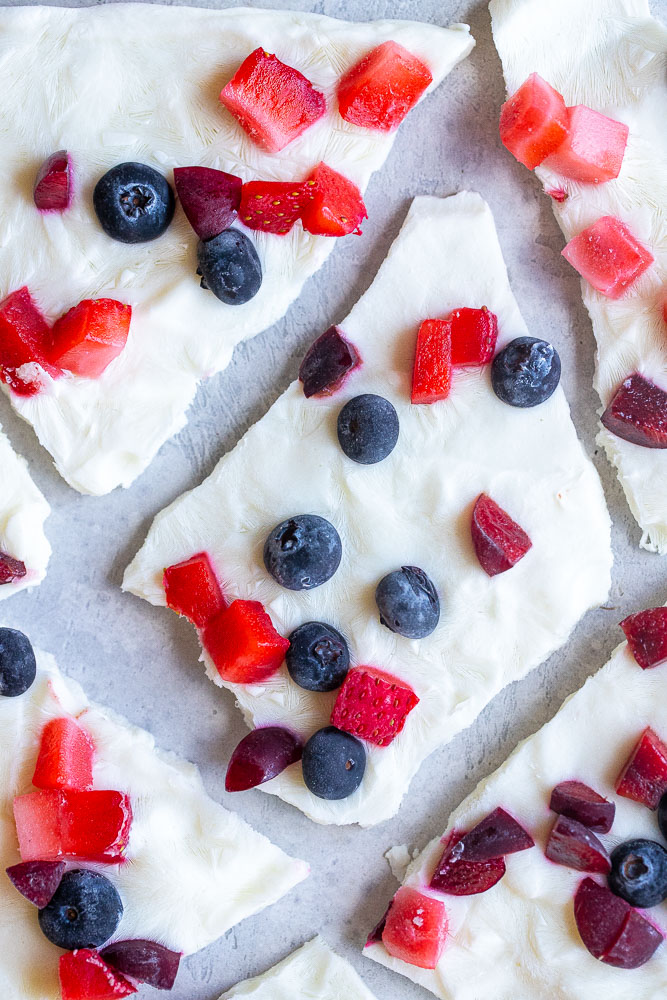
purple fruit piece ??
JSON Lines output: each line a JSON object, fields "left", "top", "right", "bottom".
{"left": 33, "top": 151, "right": 71, "bottom": 212}
{"left": 101, "top": 940, "right": 181, "bottom": 990}
{"left": 0, "top": 552, "right": 27, "bottom": 585}
{"left": 225, "top": 726, "right": 303, "bottom": 792}
{"left": 605, "top": 909, "right": 664, "bottom": 970}
{"left": 173, "top": 166, "right": 242, "bottom": 241}
{"left": 365, "top": 902, "right": 392, "bottom": 947}
{"left": 601, "top": 373, "right": 667, "bottom": 449}
{"left": 545, "top": 815, "right": 611, "bottom": 874}
{"left": 574, "top": 877, "right": 663, "bottom": 969}
{"left": 549, "top": 780, "right": 615, "bottom": 833}
{"left": 452, "top": 807, "right": 534, "bottom": 862}
{"left": 6, "top": 860, "right": 65, "bottom": 907}
{"left": 299, "top": 326, "right": 361, "bottom": 398}
{"left": 429, "top": 830, "right": 506, "bottom": 896}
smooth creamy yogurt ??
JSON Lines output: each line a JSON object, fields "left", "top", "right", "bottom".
{"left": 0, "top": 651, "right": 308, "bottom": 1000}
{"left": 0, "top": 425, "right": 50, "bottom": 599}
{"left": 490, "top": 0, "right": 667, "bottom": 553}
{"left": 0, "top": 4, "right": 473, "bottom": 495}
{"left": 124, "top": 193, "right": 612, "bottom": 827}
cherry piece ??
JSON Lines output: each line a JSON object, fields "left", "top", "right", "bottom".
{"left": 471, "top": 494, "right": 532, "bottom": 576}
{"left": 451, "top": 807, "right": 534, "bottom": 862}
{"left": 101, "top": 940, "right": 182, "bottom": 990}
{"left": 225, "top": 726, "right": 303, "bottom": 791}
{"left": 6, "top": 859, "right": 65, "bottom": 907}
{"left": 0, "top": 552, "right": 27, "bottom": 585}
{"left": 574, "top": 877, "right": 663, "bottom": 969}
{"left": 429, "top": 830, "right": 506, "bottom": 895}
{"left": 33, "top": 150, "right": 72, "bottom": 212}
{"left": 549, "top": 780, "right": 615, "bottom": 833}
{"left": 545, "top": 815, "right": 611, "bottom": 873}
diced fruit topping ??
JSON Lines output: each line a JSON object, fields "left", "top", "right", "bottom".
{"left": 301, "top": 726, "right": 366, "bottom": 800}
{"left": 608, "top": 839, "right": 667, "bottom": 908}
{"left": 451, "top": 807, "right": 534, "bottom": 862}
{"left": 173, "top": 166, "right": 242, "bottom": 241}
{"left": 0, "top": 626, "right": 37, "bottom": 697}
{"left": 0, "top": 286, "right": 55, "bottom": 395}
{"left": 47, "top": 299, "right": 131, "bottom": 379}
{"left": 225, "top": 726, "right": 303, "bottom": 791}
{"left": 601, "top": 373, "right": 667, "bottom": 449}
{"left": 330, "top": 667, "right": 419, "bottom": 747}
{"left": 40, "top": 869, "right": 123, "bottom": 950}
{"left": 382, "top": 886, "right": 448, "bottom": 970}
{"left": 616, "top": 727, "right": 667, "bottom": 809}
{"left": 546, "top": 187, "right": 568, "bottom": 203}
{"left": 32, "top": 717, "right": 95, "bottom": 792}
{"left": 411, "top": 319, "right": 451, "bottom": 404}
{"left": 6, "top": 859, "right": 65, "bottom": 908}
{"left": 544, "top": 105, "right": 628, "bottom": 183}
{"left": 337, "top": 40, "right": 432, "bottom": 132}
{"left": 263, "top": 514, "right": 342, "bottom": 591}
{"left": 202, "top": 599, "right": 289, "bottom": 683}
{"left": 34, "top": 150, "right": 72, "bottom": 212}
{"left": 299, "top": 326, "right": 360, "bottom": 398}
{"left": 562, "top": 216, "right": 654, "bottom": 298}
{"left": 574, "top": 877, "right": 663, "bottom": 968}
{"left": 93, "top": 162, "right": 175, "bottom": 244}
{"left": 429, "top": 830, "right": 506, "bottom": 896}
{"left": 499, "top": 73, "right": 568, "bottom": 169}
{"left": 220, "top": 47, "right": 326, "bottom": 153}
{"left": 375, "top": 566, "right": 440, "bottom": 640}
{"left": 366, "top": 905, "right": 391, "bottom": 946}
{"left": 491, "top": 336, "right": 561, "bottom": 407}
{"left": 14, "top": 789, "right": 132, "bottom": 863}
{"left": 101, "top": 940, "right": 181, "bottom": 990}
{"left": 239, "top": 180, "right": 311, "bottom": 235}
{"left": 163, "top": 552, "right": 225, "bottom": 628}
{"left": 286, "top": 621, "right": 350, "bottom": 692}
{"left": 471, "top": 494, "right": 532, "bottom": 577}
{"left": 549, "top": 780, "right": 615, "bottom": 833}
{"left": 545, "top": 815, "right": 611, "bottom": 874}
{"left": 59, "top": 949, "right": 136, "bottom": 1000}
{"left": 450, "top": 307, "right": 498, "bottom": 366}
{"left": 196, "top": 229, "right": 262, "bottom": 305}
{"left": 300, "top": 162, "right": 367, "bottom": 238}
{"left": 621, "top": 607, "right": 667, "bottom": 669}
{"left": 337, "top": 393, "right": 399, "bottom": 464}
{"left": 660, "top": 792, "right": 667, "bottom": 841}
{"left": 0, "top": 552, "right": 27, "bottom": 584}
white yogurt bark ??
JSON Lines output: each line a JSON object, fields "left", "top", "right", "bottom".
{"left": 124, "top": 192, "right": 612, "bottom": 827}
{"left": 219, "top": 937, "right": 377, "bottom": 1000}
{"left": 0, "top": 4, "right": 473, "bottom": 496}
{"left": 0, "top": 426, "right": 50, "bottom": 599}
{"left": 0, "top": 650, "right": 308, "bottom": 1000}
{"left": 490, "top": 0, "right": 667, "bottom": 552}
{"left": 365, "top": 620, "right": 667, "bottom": 998}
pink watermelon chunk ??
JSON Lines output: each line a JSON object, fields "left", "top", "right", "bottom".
{"left": 562, "top": 216, "right": 653, "bottom": 298}
{"left": 545, "top": 105, "right": 628, "bottom": 183}
{"left": 499, "top": 73, "right": 568, "bottom": 169}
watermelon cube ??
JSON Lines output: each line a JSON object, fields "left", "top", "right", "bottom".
{"left": 47, "top": 299, "right": 131, "bottom": 378}
{"left": 32, "top": 717, "right": 95, "bottom": 791}
{"left": 163, "top": 552, "right": 226, "bottom": 628}
{"left": 562, "top": 216, "right": 653, "bottom": 298}
{"left": 450, "top": 307, "right": 498, "bottom": 366}
{"left": 202, "top": 599, "right": 289, "bottom": 684}
{"left": 545, "top": 104, "right": 628, "bottom": 183}
{"left": 499, "top": 73, "right": 568, "bottom": 169}
{"left": 620, "top": 607, "right": 667, "bottom": 670}
{"left": 0, "top": 286, "right": 57, "bottom": 395}
{"left": 382, "top": 886, "right": 448, "bottom": 969}
{"left": 14, "top": 789, "right": 132, "bottom": 863}
{"left": 337, "top": 40, "right": 433, "bottom": 131}
{"left": 411, "top": 319, "right": 452, "bottom": 404}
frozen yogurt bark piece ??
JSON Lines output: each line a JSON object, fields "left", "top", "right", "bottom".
{"left": 0, "top": 426, "right": 50, "bottom": 598}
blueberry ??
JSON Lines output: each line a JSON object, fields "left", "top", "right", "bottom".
{"left": 264, "top": 515, "right": 342, "bottom": 591}
{"left": 0, "top": 627, "right": 36, "bottom": 697}
{"left": 38, "top": 869, "right": 123, "bottom": 950}
{"left": 608, "top": 839, "right": 667, "bottom": 908}
{"left": 659, "top": 792, "right": 667, "bottom": 843}
{"left": 491, "top": 336, "right": 561, "bottom": 407}
{"left": 337, "top": 394, "right": 399, "bottom": 464}
{"left": 93, "top": 162, "right": 175, "bottom": 243}
{"left": 197, "top": 229, "right": 262, "bottom": 305}
{"left": 302, "top": 726, "right": 366, "bottom": 800}
{"left": 286, "top": 621, "right": 350, "bottom": 692}
{"left": 375, "top": 566, "right": 440, "bottom": 639}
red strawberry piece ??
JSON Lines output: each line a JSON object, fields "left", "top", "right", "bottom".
{"left": 471, "top": 493, "right": 532, "bottom": 576}
{"left": 202, "top": 599, "right": 289, "bottom": 684}
{"left": 544, "top": 105, "right": 628, "bottom": 184}
{"left": 449, "top": 307, "right": 498, "bottom": 366}
{"left": 6, "top": 859, "right": 65, "bottom": 907}
{"left": 59, "top": 950, "right": 137, "bottom": 1000}
{"left": 616, "top": 727, "right": 667, "bottom": 809}
{"left": 0, "top": 552, "right": 27, "bottom": 584}
{"left": 545, "top": 814, "right": 611, "bottom": 873}
{"left": 239, "top": 180, "right": 311, "bottom": 235}
{"left": 101, "top": 941, "right": 181, "bottom": 991}
{"left": 411, "top": 319, "right": 451, "bottom": 404}
{"left": 337, "top": 40, "right": 433, "bottom": 132}
{"left": 33, "top": 150, "right": 72, "bottom": 212}
{"left": 499, "top": 73, "right": 569, "bottom": 169}
{"left": 562, "top": 216, "right": 654, "bottom": 299}
{"left": 330, "top": 667, "right": 419, "bottom": 747}
{"left": 429, "top": 830, "right": 506, "bottom": 896}
{"left": 382, "top": 886, "right": 448, "bottom": 969}
{"left": 601, "top": 373, "right": 667, "bottom": 449}
{"left": 621, "top": 607, "right": 667, "bottom": 670}
{"left": 574, "top": 877, "right": 663, "bottom": 969}
{"left": 0, "top": 286, "right": 58, "bottom": 395}
{"left": 220, "top": 47, "right": 326, "bottom": 153}
{"left": 32, "top": 717, "right": 95, "bottom": 792}
{"left": 300, "top": 162, "right": 367, "bottom": 238}
{"left": 549, "top": 780, "right": 615, "bottom": 833}
{"left": 225, "top": 726, "right": 303, "bottom": 791}
{"left": 47, "top": 299, "right": 131, "bottom": 379}
{"left": 173, "top": 166, "right": 242, "bottom": 241}
{"left": 299, "top": 325, "right": 361, "bottom": 398}
{"left": 14, "top": 788, "right": 132, "bottom": 863}
{"left": 163, "top": 552, "right": 226, "bottom": 628}
{"left": 452, "top": 807, "right": 534, "bottom": 862}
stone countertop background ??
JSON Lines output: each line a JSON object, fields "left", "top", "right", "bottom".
{"left": 1, "top": 0, "right": 665, "bottom": 997}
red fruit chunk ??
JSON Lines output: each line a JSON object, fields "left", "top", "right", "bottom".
{"left": 471, "top": 494, "right": 532, "bottom": 577}
{"left": 14, "top": 789, "right": 132, "bottom": 863}
{"left": 616, "top": 727, "right": 667, "bottom": 809}
{"left": 411, "top": 319, "right": 451, "bottom": 404}
{"left": 545, "top": 814, "right": 611, "bottom": 873}
{"left": 337, "top": 40, "right": 433, "bottom": 131}
{"left": 225, "top": 726, "right": 303, "bottom": 791}
{"left": 173, "top": 166, "right": 242, "bottom": 241}
{"left": 220, "top": 47, "right": 326, "bottom": 153}
{"left": 546, "top": 187, "right": 568, "bottom": 203}
{"left": 239, "top": 180, "right": 311, "bottom": 235}
{"left": 605, "top": 909, "right": 664, "bottom": 969}
{"left": 163, "top": 552, "right": 225, "bottom": 628}
{"left": 574, "top": 877, "right": 663, "bottom": 969}
{"left": 101, "top": 940, "right": 181, "bottom": 991}
{"left": 449, "top": 307, "right": 498, "bottom": 366}
{"left": 499, "top": 73, "right": 568, "bottom": 169}
{"left": 452, "top": 807, "right": 534, "bottom": 862}
{"left": 299, "top": 326, "right": 361, "bottom": 398}
{"left": 34, "top": 150, "right": 72, "bottom": 212}
{"left": 621, "top": 607, "right": 667, "bottom": 670}
{"left": 330, "top": 667, "right": 419, "bottom": 747}
{"left": 544, "top": 105, "right": 628, "bottom": 183}
{"left": 382, "top": 886, "right": 448, "bottom": 970}
{"left": 365, "top": 904, "right": 391, "bottom": 946}
{"left": 32, "top": 717, "right": 94, "bottom": 792}
{"left": 202, "top": 599, "right": 289, "bottom": 684}
{"left": 300, "top": 162, "right": 367, "bottom": 238}
{"left": 47, "top": 299, "right": 131, "bottom": 379}
{"left": 549, "top": 780, "right": 615, "bottom": 833}
{"left": 562, "top": 216, "right": 653, "bottom": 298}
{"left": 6, "top": 859, "right": 65, "bottom": 907}
{"left": 601, "top": 373, "right": 667, "bottom": 449}
{"left": 59, "top": 950, "right": 136, "bottom": 1000}
{"left": 429, "top": 830, "right": 506, "bottom": 896}
{"left": 0, "top": 552, "right": 27, "bottom": 584}
{"left": 0, "top": 286, "right": 56, "bottom": 395}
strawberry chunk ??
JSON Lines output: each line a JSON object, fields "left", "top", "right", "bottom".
{"left": 32, "top": 717, "right": 95, "bottom": 792}
{"left": 544, "top": 105, "right": 628, "bottom": 183}
{"left": 430, "top": 830, "right": 506, "bottom": 896}
{"left": 382, "top": 886, "right": 448, "bottom": 969}
{"left": 239, "top": 180, "right": 311, "bottom": 235}
{"left": 173, "top": 166, "right": 242, "bottom": 241}
{"left": 59, "top": 950, "right": 136, "bottom": 1000}
{"left": 337, "top": 40, "right": 433, "bottom": 131}
{"left": 0, "top": 286, "right": 56, "bottom": 395}
{"left": 450, "top": 307, "right": 498, "bottom": 366}
{"left": 0, "top": 552, "right": 27, "bottom": 584}
{"left": 621, "top": 607, "right": 667, "bottom": 670}
{"left": 616, "top": 727, "right": 667, "bottom": 809}
{"left": 562, "top": 216, "right": 653, "bottom": 298}
{"left": 47, "top": 299, "right": 131, "bottom": 379}
{"left": 600, "top": 373, "right": 667, "bottom": 449}
{"left": 202, "top": 599, "right": 289, "bottom": 684}
{"left": 14, "top": 789, "right": 132, "bottom": 863}
{"left": 330, "top": 667, "right": 419, "bottom": 747}
{"left": 411, "top": 319, "right": 452, "bottom": 404}
{"left": 300, "top": 162, "right": 367, "bottom": 237}
{"left": 471, "top": 494, "right": 532, "bottom": 576}
{"left": 34, "top": 150, "right": 72, "bottom": 212}
{"left": 163, "top": 552, "right": 226, "bottom": 628}
{"left": 574, "top": 878, "right": 663, "bottom": 969}
{"left": 220, "top": 47, "right": 326, "bottom": 153}
{"left": 499, "top": 73, "right": 568, "bottom": 169}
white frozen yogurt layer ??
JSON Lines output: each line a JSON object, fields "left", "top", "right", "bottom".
{"left": 365, "top": 620, "right": 667, "bottom": 998}
{"left": 490, "top": 0, "right": 667, "bottom": 552}
{"left": 0, "top": 650, "right": 308, "bottom": 1000}
{"left": 124, "top": 192, "right": 612, "bottom": 827}
{"left": 0, "top": 4, "right": 474, "bottom": 495}
{"left": 0, "top": 426, "right": 50, "bottom": 599}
